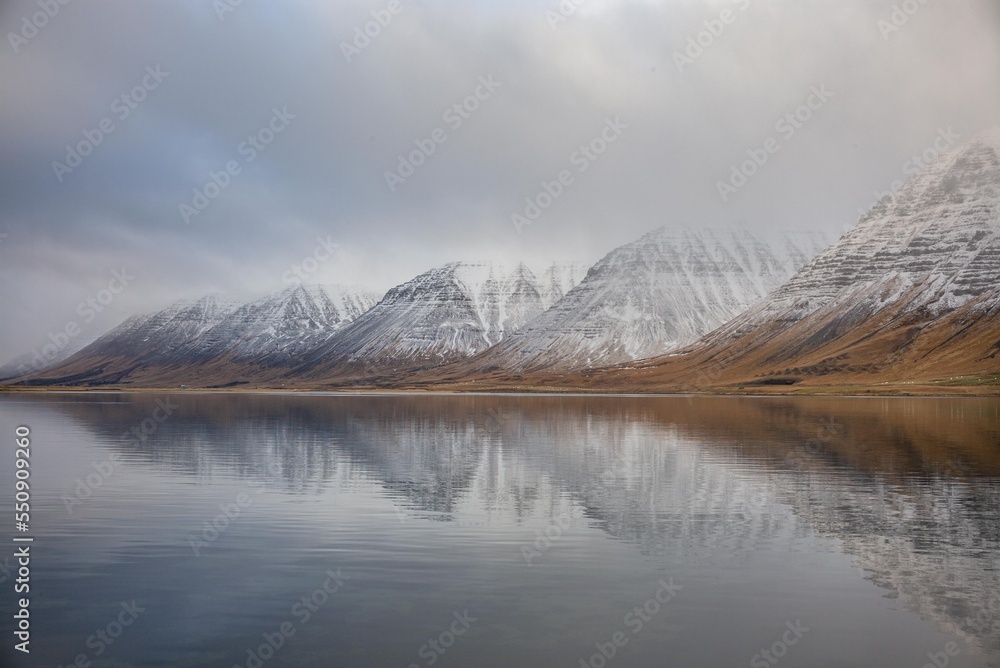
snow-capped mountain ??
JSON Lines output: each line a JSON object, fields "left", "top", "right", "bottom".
{"left": 191, "top": 284, "right": 381, "bottom": 362}
{"left": 462, "top": 227, "right": 830, "bottom": 371}
{"left": 293, "top": 261, "right": 585, "bottom": 379}
{"left": 78, "top": 294, "right": 239, "bottom": 361}
{"left": 13, "top": 294, "right": 239, "bottom": 385}
{"left": 611, "top": 126, "right": 1000, "bottom": 388}
{"left": 17, "top": 121, "right": 1000, "bottom": 395}
{"left": 725, "top": 126, "right": 1000, "bottom": 331}
{"left": 19, "top": 286, "right": 379, "bottom": 386}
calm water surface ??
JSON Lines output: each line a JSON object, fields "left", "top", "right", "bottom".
{"left": 1, "top": 393, "right": 998, "bottom": 667}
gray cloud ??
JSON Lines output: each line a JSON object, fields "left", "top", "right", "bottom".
{"left": 1, "top": 0, "right": 999, "bottom": 363}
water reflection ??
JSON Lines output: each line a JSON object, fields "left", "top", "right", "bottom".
{"left": 8, "top": 393, "right": 1000, "bottom": 664}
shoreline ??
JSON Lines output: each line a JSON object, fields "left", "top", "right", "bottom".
{"left": 2, "top": 382, "right": 998, "bottom": 398}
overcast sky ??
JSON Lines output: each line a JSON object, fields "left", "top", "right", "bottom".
{"left": 1, "top": 0, "right": 999, "bottom": 364}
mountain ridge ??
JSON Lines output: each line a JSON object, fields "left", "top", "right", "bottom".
{"left": 7, "top": 126, "right": 1000, "bottom": 394}
{"left": 448, "top": 226, "right": 830, "bottom": 374}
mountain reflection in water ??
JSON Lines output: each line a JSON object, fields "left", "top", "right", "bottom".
{"left": 3, "top": 393, "right": 997, "bottom": 667}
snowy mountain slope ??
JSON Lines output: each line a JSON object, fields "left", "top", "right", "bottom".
{"left": 191, "top": 284, "right": 381, "bottom": 362}
{"left": 17, "top": 286, "right": 380, "bottom": 385}
{"left": 293, "top": 261, "right": 585, "bottom": 378}
{"left": 84, "top": 295, "right": 239, "bottom": 360}
{"left": 13, "top": 295, "right": 241, "bottom": 385}
{"left": 460, "top": 227, "right": 830, "bottom": 372}
{"left": 25, "top": 122, "right": 1000, "bottom": 395}
{"left": 699, "top": 126, "right": 1000, "bottom": 348}
{"left": 577, "top": 126, "right": 1000, "bottom": 390}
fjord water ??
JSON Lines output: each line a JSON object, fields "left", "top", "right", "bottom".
{"left": 2, "top": 394, "right": 998, "bottom": 668}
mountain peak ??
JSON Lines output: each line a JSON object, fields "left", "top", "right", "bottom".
{"left": 461, "top": 226, "right": 830, "bottom": 371}
{"left": 698, "top": 126, "right": 1000, "bottom": 358}
{"left": 284, "top": 259, "right": 587, "bottom": 379}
